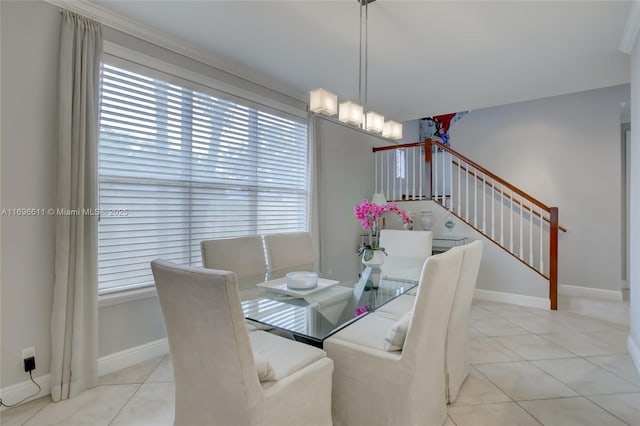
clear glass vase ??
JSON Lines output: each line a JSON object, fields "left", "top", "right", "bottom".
{"left": 420, "top": 211, "right": 433, "bottom": 231}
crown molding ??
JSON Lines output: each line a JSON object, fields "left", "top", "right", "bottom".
{"left": 42, "top": 0, "right": 306, "bottom": 104}
{"left": 620, "top": 0, "right": 640, "bottom": 54}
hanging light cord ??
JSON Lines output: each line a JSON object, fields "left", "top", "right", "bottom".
{"left": 358, "top": 0, "right": 370, "bottom": 128}
{"left": 364, "top": 0, "right": 369, "bottom": 117}
{"left": 358, "top": 0, "right": 363, "bottom": 106}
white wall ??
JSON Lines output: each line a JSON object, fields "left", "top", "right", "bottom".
{"left": 400, "top": 118, "right": 420, "bottom": 143}
{"left": 1, "top": 0, "right": 60, "bottom": 389}
{"left": 450, "top": 85, "right": 630, "bottom": 292}
{"left": 628, "top": 21, "right": 640, "bottom": 373}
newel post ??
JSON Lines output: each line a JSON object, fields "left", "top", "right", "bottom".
{"left": 549, "top": 207, "right": 559, "bottom": 310}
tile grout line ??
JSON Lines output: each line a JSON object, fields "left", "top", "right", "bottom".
{"left": 502, "top": 319, "right": 637, "bottom": 425}
{"left": 106, "top": 358, "right": 165, "bottom": 426}
{"left": 581, "top": 357, "right": 640, "bottom": 389}
{"left": 105, "top": 383, "right": 143, "bottom": 426}
{"left": 15, "top": 398, "right": 49, "bottom": 426}
{"left": 583, "top": 394, "right": 635, "bottom": 426}
{"left": 474, "top": 306, "right": 630, "bottom": 425}
{"left": 512, "top": 400, "right": 545, "bottom": 426}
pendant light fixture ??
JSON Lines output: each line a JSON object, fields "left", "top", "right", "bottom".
{"left": 309, "top": 0, "right": 402, "bottom": 140}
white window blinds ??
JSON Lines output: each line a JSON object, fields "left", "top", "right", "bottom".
{"left": 98, "top": 61, "right": 309, "bottom": 293}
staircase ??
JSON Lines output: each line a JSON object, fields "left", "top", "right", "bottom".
{"left": 372, "top": 139, "right": 563, "bottom": 310}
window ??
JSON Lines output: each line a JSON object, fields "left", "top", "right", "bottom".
{"left": 98, "top": 61, "right": 308, "bottom": 293}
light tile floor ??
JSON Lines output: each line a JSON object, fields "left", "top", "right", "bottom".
{"left": 1, "top": 297, "right": 638, "bottom": 426}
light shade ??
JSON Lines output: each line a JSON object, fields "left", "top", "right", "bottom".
{"left": 371, "top": 193, "right": 387, "bottom": 205}
{"left": 365, "top": 111, "right": 384, "bottom": 134}
{"left": 339, "top": 101, "right": 364, "bottom": 126}
{"left": 309, "top": 88, "right": 337, "bottom": 115}
{"left": 383, "top": 120, "right": 403, "bottom": 140}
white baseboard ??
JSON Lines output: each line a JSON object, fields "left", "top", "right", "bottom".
{"left": 1, "top": 339, "right": 169, "bottom": 410}
{"left": 98, "top": 338, "right": 169, "bottom": 377}
{"left": 559, "top": 285, "right": 623, "bottom": 301}
{"left": 629, "top": 336, "right": 640, "bottom": 375}
{"left": 0, "top": 373, "right": 50, "bottom": 411}
{"left": 474, "top": 288, "right": 550, "bottom": 310}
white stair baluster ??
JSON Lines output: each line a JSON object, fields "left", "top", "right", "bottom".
{"left": 373, "top": 151, "right": 380, "bottom": 194}
{"left": 379, "top": 153, "right": 383, "bottom": 198}
{"left": 442, "top": 149, "right": 447, "bottom": 206}
{"left": 393, "top": 151, "right": 397, "bottom": 202}
{"left": 404, "top": 149, "right": 408, "bottom": 201}
{"left": 491, "top": 179, "right": 495, "bottom": 239}
{"left": 434, "top": 148, "right": 439, "bottom": 203}
{"left": 465, "top": 163, "right": 470, "bottom": 221}
{"left": 457, "top": 159, "right": 461, "bottom": 214}
{"left": 509, "top": 191, "right": 514, "bottom": 251}
{"left": 386, "top": 151, "right": 390, "bottom": 201}
{"left": 474, "top": 168, "right": 478, "bottom": 227}
{"left": 411, "top": 148, "right": 415, "bottom": 200}
{"left": 529, "top": 202, "right": 534, "bottom": 266}
{"left": 519, "top": 195, "right": 524, "bottom": 260}
{"left": 418, "top": 142, "right": 422, "bottom": 200}
{"left": 482, "top": 173, "right": 486, "bottom": 232}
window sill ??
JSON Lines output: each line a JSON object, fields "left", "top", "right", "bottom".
{"left": 98, "top": 286, "right": 157, "bottom": 308}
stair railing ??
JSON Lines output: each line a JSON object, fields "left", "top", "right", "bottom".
{"left": 372, "top": 139, "right": 562, "bottom": 310}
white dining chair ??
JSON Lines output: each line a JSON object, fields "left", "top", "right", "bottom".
{"left": 445, "top": 240, "right": 483, "bottom": 403}
{"left": 201, "top": 235, "right": 267, "bottom": 279}
{"left": 263, "top": 231, "right": 314, "bottom": 274}
{"left": 151, "top": 259, "right": 333, "bottom": 426}
{"left": 324, "top": 247, "right": 464, "bottom": 426}
{"left": 379, "top": 229, "right": 432, "bottom": 283}
{"left": 379, "top": 229, "right": 432, "bottom": 259}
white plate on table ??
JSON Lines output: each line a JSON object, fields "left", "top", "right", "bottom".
{"left": 256, "top": 277, "right": 340, "bottom": 297}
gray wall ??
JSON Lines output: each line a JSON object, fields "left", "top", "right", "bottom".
{"left": 449, "top": 85, "right": 630, "bottom": 292}
{"left": 1, "top": 0, "right": 60, "bottom": 389}
{"left": 315, "top": 118, "right": 391, "bottom": 282}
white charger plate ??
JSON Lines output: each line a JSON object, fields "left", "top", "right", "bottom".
{"left": 256, "top": 277, "right": 340, "bottom": 297}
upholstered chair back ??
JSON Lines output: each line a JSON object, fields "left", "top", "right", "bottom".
{"left": 401, "top": 247, "right": 464, "bottom": 424}
{"left": 446, "top": 240, "right": 484, "bottom": 403}
{"left": 151, "top": 259, "right": 262, "bottom": 425}
{"left": 379, "top": 229, "right": 432, "bottom": 259}
{"left": 200, "top": 235, "right": 267, "bottom": 279}
{"left": 263, "top": 232, "right": 314, "bottom": 273}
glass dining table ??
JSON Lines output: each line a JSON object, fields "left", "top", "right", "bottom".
{"left": 238, "top": 258, "right": 424, "bottom": 347}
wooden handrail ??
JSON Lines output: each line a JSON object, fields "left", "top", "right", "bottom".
{"left": 372, "top": 141, "right": 425, "bottom": 152}
{"left": 453, "top": 160, "right": 568, "bottom": 233}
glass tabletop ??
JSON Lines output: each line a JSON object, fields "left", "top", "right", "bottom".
{"left": 238, "top": 264, "right": 420, "bottom": 346}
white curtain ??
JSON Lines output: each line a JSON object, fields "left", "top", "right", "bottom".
{"left": 50, "top": 10, "right": 102, "bottom": 401}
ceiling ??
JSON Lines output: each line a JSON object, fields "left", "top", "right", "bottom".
{"left": 91, "top": 0, "right": 631, "bottom": 121}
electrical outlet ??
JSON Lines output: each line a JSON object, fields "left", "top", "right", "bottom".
{"left": 22, "top": 347, "right": 36, "bottom": 373}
